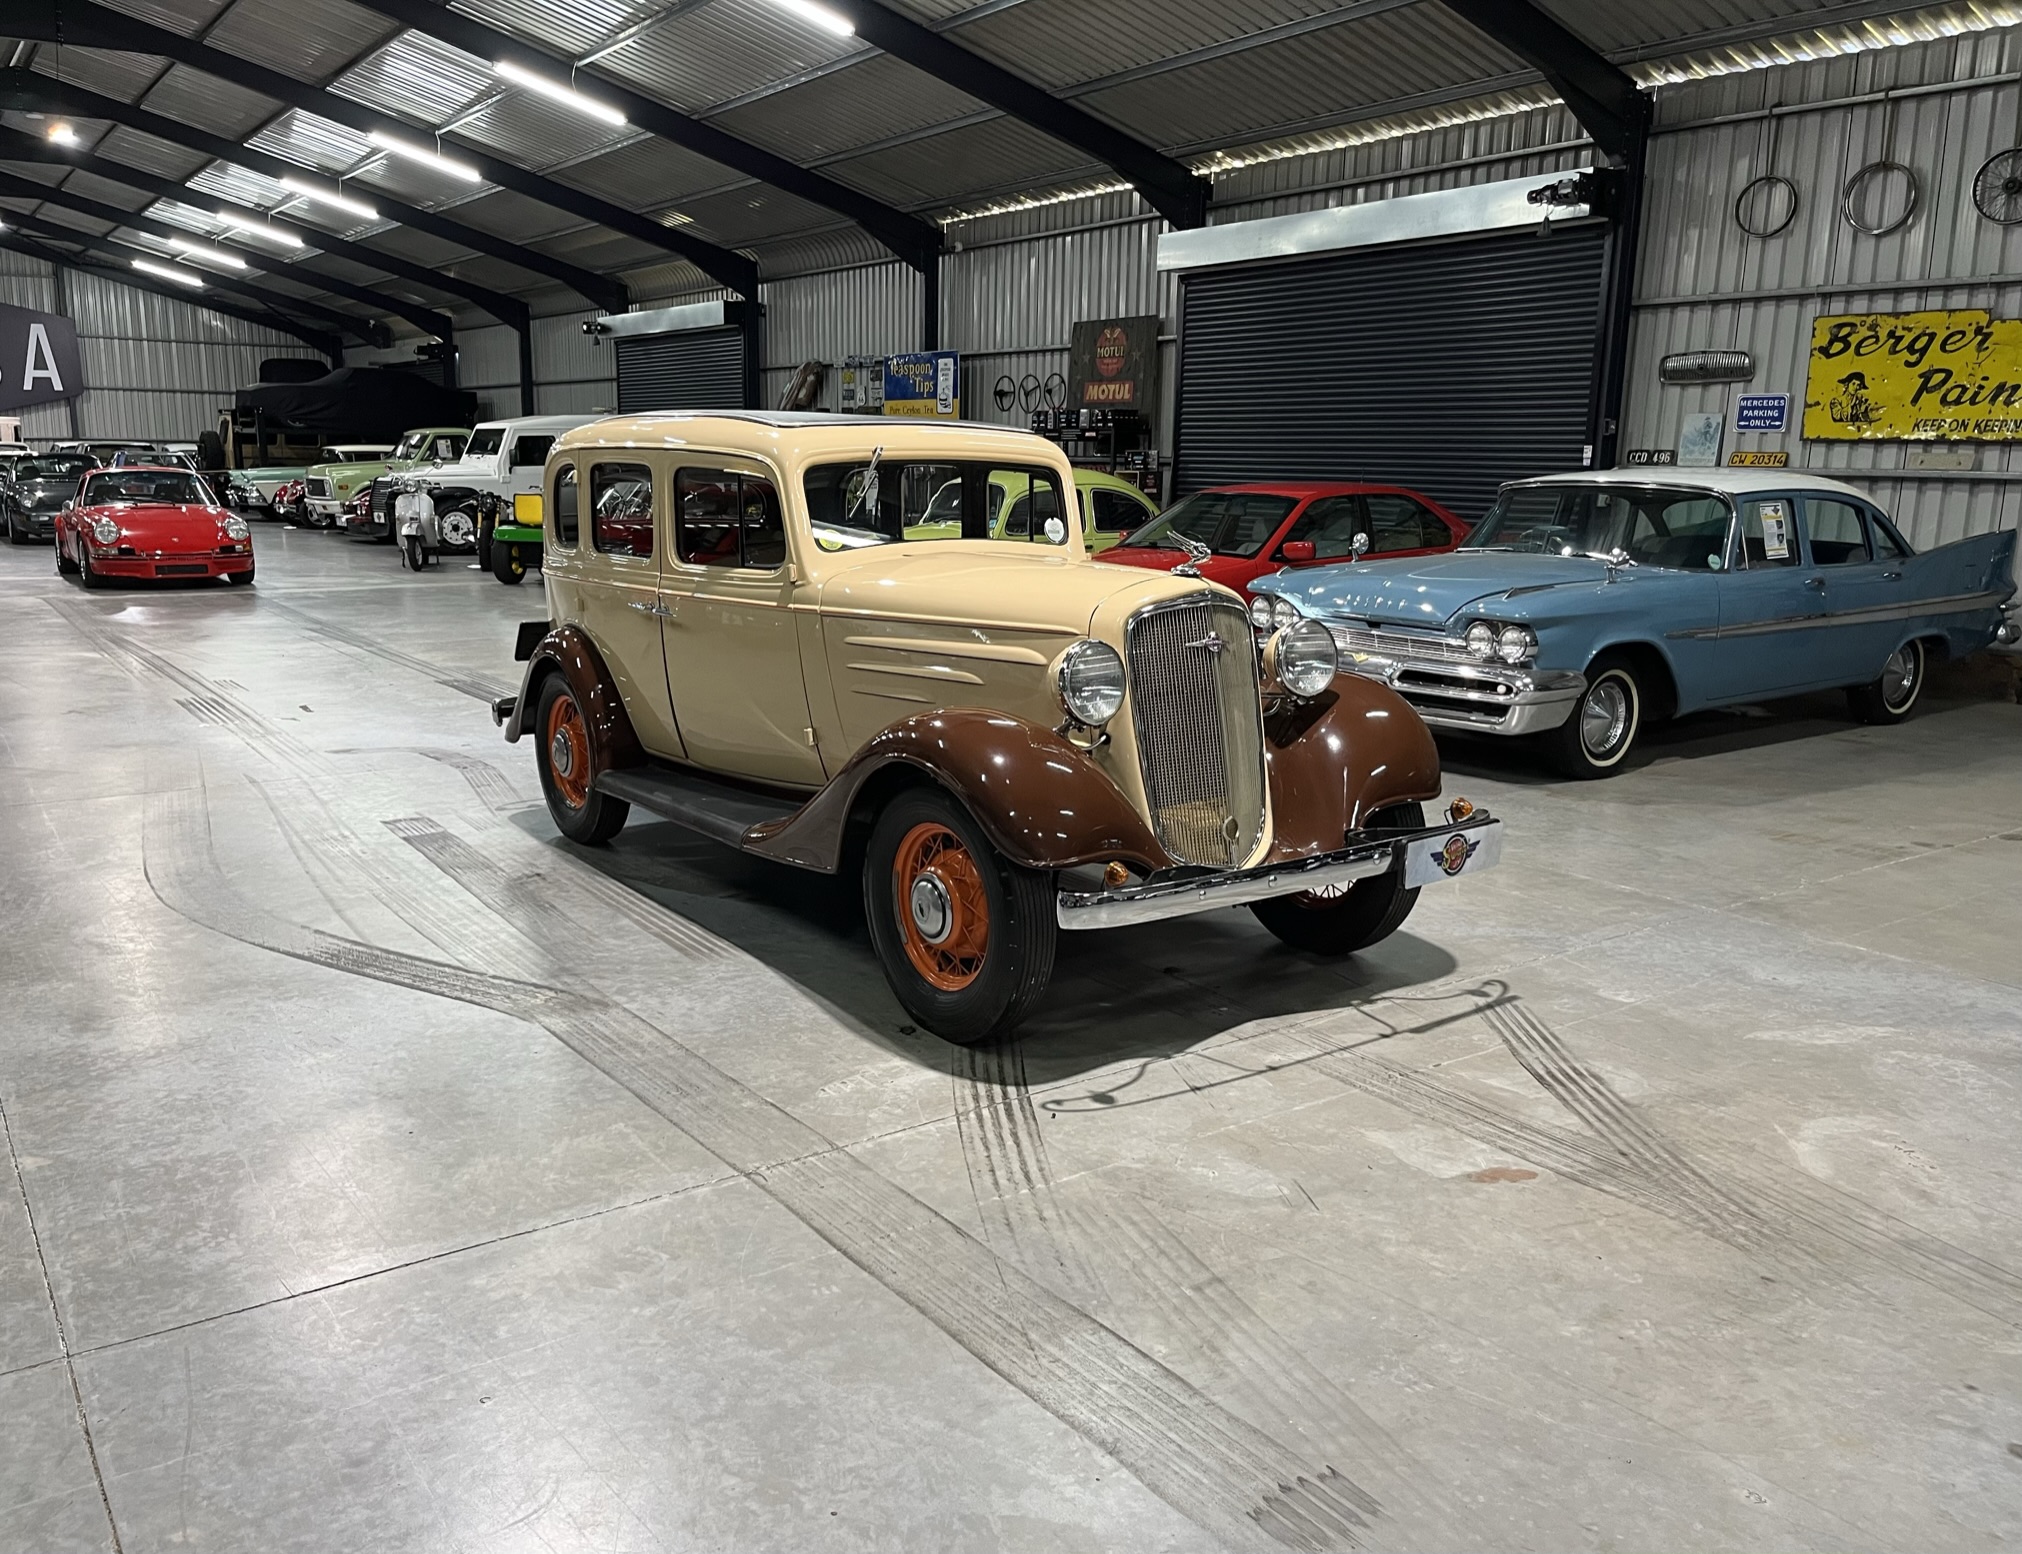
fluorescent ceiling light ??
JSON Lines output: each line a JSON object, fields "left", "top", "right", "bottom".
{"left": 494, "top": 60, "right": 625, "bottom": 125}
{"left": 769, "top": 0, "right": 853, "bottom": 37}
{"left": 367, "top": 130, "right": 481, "bottom": 182}
{"left": 47, "top": 123, "right": 80, "bottom": 146}
{"left": 165, "top": 235, "right": 248, "bottom": 269}
{"left": 213, "top": 208, "right": 305, "bottom": 248}
{"left": 133, "top": 258, "right": 202, "bottom": 288}
{"left": 276, "top": 176, "right": 379, "bottom": 221}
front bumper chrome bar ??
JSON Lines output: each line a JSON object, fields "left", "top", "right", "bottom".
{"left": 1056, "top": 813, "right": 1502, "bottom": 930}
{"left": 1338, "top": 650, "right": 1585, "bottom": 736}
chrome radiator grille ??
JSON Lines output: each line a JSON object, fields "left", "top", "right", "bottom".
{"left": 1125, "top": 594, "right": 1267, "bottom": 868}
{"left": 1327, "top": 623, "right": 1473, "bottom": 664}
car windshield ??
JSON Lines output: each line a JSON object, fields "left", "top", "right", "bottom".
{"left": 16, "top": 455, "right": 92, "bottom": 481}
{"left": 1122, "top": 490, "right": 1297, "bottom": 558}
{"left": 803, "top": 458, "right": 1070, "bottom": 550}
{"left": 1469, "top": 484, "right": 1735, "bottom": 572}
{"left": 464, "top": 428, "right": 505, "bottom": 459}
{"left": 82, "top": 471, "right": 209, "bottom": 506}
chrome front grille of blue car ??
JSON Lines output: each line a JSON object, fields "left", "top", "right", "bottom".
{"left": 1125, "top": 594, "right": 1267, "bottom": 869}
{"left": 1325, "top": 622, "right": 1474, "bottom": 665}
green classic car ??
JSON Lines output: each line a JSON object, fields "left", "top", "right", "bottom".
{"left": 305, "top": 427, "right": 470, "bottom": 529}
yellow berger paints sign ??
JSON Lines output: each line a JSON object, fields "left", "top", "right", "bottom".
{"left": 1804, "top": 309, "right": 2022, "bottom": 440}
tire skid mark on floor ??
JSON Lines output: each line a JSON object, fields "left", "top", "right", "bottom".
{"left": 372, "top": 747, "right": 532, "bottom": 815}
{"left": 147, "top": 793, "right": 1393, "bottom": 1552}
{"left": 951, "top": 1045, "right": 1103, "bottom": 1307}
{"left": 1483, "top": 1005, "right": 2022, "bottom": 1323}
{"left": 50, "top": 598, "right": 332, "bottom": 774}
{"left": 262, "top": 600, "right": 513, "bottom": 703}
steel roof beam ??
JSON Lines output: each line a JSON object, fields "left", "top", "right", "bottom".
{"left": 0, "top": 128, "right": 454, "bottom": 341}
{"left": 817, "top": 0, "right": 1208, "bottom": 228}
{"left": 0, "top": 203, "right": 386, "bottom": 345}
{"left": 1436, "top": 0, "right": 1647, "bottom": 161}
{"left": 343, "top": 0, "right": 942, "bottom": 272}
{"left": 0, "top": 68, "right": 622, "bottom": 314}
{"left": 15, "top": 0, "right": 755, "bottom": 296}
{"left": 0, "top": 228, "right": 344, "bottom": 360}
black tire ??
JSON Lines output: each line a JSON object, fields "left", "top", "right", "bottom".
{"left": 1847, "top": 638, "right": 1925, "bottom": 725}
{"left": 225, "top": 562, "right": 255, "bottom": 586}
{"left": 1545, "top": 652, "right": 1642, "bottom": 778}
{"left": 6, "top": 513, "right": 24, "bottom": 545}
{"left": 1250, "top": 802, "right": 1423, "bottom": 955}
{"left": 492, "top": 541, "right": 526, "bottom": 585}
{"left": 55, "top": 531, "right": 77, "bottom": 574}
{"left": 864, "top": 785, "right": 1056, "bottom": 1044}
{"left": 402, "top": 533, "right": 427, "bottom": 572}
{"left": 79, "top": 542, "right": 106, "bottom": 589}
{"left": 533, "top": 675, "right": 630, "bottom": 846}
{"left": 475, "top": 514, "right": 493, "bottom": 572}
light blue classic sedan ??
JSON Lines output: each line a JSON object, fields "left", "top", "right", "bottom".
{"left": 1249, "top": 469, "right": 2019, "bottom": 777}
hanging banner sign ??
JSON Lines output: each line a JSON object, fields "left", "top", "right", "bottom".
{"left": 1069, "top": 315, "right": 1159, "bottom": 408}
{"left": 1804, "top": 309, "right": 2022, "bottom": 441}
{"left": 883, "top": 350, "right": 960, "bottom": 418}
{"left": 0, "top": 303, "right": 85, "bottom": 413}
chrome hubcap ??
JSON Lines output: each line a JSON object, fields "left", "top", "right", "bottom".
{"left": 1882, "top": 648, "right": 1916, "bottom": 708}
{"left": 548, "top": 730, "right": 574, "bottom": 778}
{"left": 909, "top": 872, "right": 953, "bottom": 944}
{"left": 1582, "top": 680, "right": 1630, "bottom": 756}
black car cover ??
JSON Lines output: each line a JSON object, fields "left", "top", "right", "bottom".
{"left": 236, "top": 368, "right": 476, "bottom": 442}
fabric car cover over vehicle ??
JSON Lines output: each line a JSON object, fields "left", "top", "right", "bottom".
{"left": 236, "top": 368, "right": 477, "bottom": 443}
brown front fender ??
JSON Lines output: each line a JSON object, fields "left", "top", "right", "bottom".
{"left": 745, "top": 710, "right": 1169, "bottom": 874}
{"left": 1263, "top": 676, "right": 1442, "bottom": 860}
{"left": 504, "top": 624, "right": 644, "bottom": 775}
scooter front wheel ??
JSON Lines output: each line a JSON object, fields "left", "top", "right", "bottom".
{"left": 402, "top": 533, "right": 429, "bottom": 571}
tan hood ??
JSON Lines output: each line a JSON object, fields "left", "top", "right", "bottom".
{"left": 815, "top": 540, "right": 1201, "bottom": 635}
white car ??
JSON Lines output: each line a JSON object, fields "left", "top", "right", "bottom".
{"left": 389, "top": 414, "right": 600, "bottom": 556}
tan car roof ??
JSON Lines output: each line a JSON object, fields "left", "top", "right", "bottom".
{"left": 554, "top": 411, "right": 1061, "bottom": 465}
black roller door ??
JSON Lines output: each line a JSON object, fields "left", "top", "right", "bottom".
{"left": 1174, "top": 225, "right": 1607, "bottom": 520}
{"left": 616, "top": 326, "right": 747, "bottom": 412}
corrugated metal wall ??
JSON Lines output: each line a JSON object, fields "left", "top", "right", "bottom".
{"left": 1628, "top": 26, "right": 2022, "bottom": 550}
{"left": 0, "top": 251, "right": 319, "bottom": 443}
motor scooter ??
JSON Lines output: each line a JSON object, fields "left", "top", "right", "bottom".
{"left": 395, "top": 489, "right": 440, "bottom": 571}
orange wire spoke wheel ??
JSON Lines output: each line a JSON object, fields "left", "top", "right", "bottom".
{"left": 892, "top": 822, "right": 991, "bottom": 991}
{"left": 544, "top": 692, "right": 592, "bottom": 810}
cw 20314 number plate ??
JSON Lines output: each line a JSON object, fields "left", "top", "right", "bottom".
{"left": 1401, "top": 821, "right": 1503, "bottom": 889}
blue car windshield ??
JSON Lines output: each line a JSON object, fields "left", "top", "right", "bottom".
{"left": 1470, "top": 485, "right": 1734, "bottom": 572}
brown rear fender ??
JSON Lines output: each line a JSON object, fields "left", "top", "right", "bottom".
{"left": 504, "top": 624, "right": 644, "bottom": 775}
{"left": 746, "top": 710, "right": 1169, "bottom": 875}
{"left": 1263, "top": 676, "right": 1442, "bottom": 861}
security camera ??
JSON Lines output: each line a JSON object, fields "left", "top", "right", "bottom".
{"left": 582, "top": 319, "right": 611, "bottom": 337}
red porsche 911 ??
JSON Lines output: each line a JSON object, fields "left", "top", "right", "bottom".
{"left": 56, "top": 467, "right": 256, "bottom": 588}
{"left": 1099, "top": 481, "right": 1470, "bottom": 600}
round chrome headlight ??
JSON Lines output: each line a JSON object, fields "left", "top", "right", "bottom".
{"left": 1269, "top": 617, "right": 1338, "bottom": 699}
{"left": 223, "top": 515, "right": 250, "bottom": 541}
{"left": 1248, "top": 595, "right": 1275, "bottom": 632}
{"left": 1270, "top": 595, "right": 1299, "bottom": 632}
{"left": 1464, "top": 621, "right": 1498, "bottom": 659}
{"left": 90, "top": 516, "right": 121, "bottom": 546}
{"left": 1055, "top": 639, "right": 1126, "bottom": 726}
{"left": 1496, "top": 624, "right": 1537, "bottom": 664}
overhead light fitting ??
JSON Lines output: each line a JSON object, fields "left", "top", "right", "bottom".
{"left": 276, "top": 177, "right": 379, "bottom": 221}
{"left": 768, "top": 0, "right": 854, "bottom": 37}
{"left": 367, "top": 130, "right": 481, "bottom": 182}
{"left": 213, "top": 208, "right": 305, "bottom": 248}
{"left": 47, "top": 123, "right": 80, "bottom": 147}
{"left": 133, "top": 257, "right": 202, "bottom": 288}
{"left": 165, "top": 235, "right": 248, "bottom": 269}
{"left": 493, "top": 60, "right": 626, "bottom": 125}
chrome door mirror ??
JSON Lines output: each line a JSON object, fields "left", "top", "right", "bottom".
{"left": 1350, "top": 531, "right": 1370, "bottom": 561}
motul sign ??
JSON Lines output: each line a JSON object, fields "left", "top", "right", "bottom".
{"left": 1069, "top": 315, "right": 1159, "bottom": 410}
{"left": 0, "top": 303, "right": 85, "bottom": 413}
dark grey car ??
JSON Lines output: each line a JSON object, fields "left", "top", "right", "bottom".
{"left": 3, "top": 453, "right": 93, "bottom": 544}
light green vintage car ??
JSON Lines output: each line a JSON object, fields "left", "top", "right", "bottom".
{"left": 907, "top": 465, "right": 1159, "bottom": 547}
{"left": 303, "top": 427, "right": 470, "bottom": 529}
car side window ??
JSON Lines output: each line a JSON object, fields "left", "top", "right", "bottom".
{"left": 511, "top": 435, "right": 554, "bottom": 468}
{"left": 1362, "top": 493, "right": 1446, "bottom": 552}
{"left": 1805, "top": 498, "right": 1870, "bottom": 567}
{"left": 1091, "top": 488, "right": 1147, "bottom": 534}
{"left": 551, "top": 464, "right": 578, "bottom": 548}
{"left": 677, "top": 469, "right": 782, "bottom": 569}
{"left": 1284, "top": 496, "right": 1367, "bottom": 559}
{"left": 1737, "top": 498, "right": 1797, "bottom": 568}
{"left": 592, "top": 462, "right": 654, "bottom": 558}
{"left": 1868, "top": 509, "right": 1909, "bottom": 560}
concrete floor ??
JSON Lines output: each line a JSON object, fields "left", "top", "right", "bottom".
{"left": 2, "top": 525, "right": 2019, "bottom": 1554}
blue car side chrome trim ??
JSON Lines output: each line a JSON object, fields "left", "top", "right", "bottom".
{"left": 1665, "top": 588, "right": 2014, "bottom": 641}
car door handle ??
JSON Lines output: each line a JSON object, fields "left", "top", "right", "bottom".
{"left": 628, "top": 599, "right": 676, "bottom": 619}
{"left": 1880, "top": 570, "right": 1902, "bottom": 580}
{"left": 1803, "top": 576, "right": 1825, "bottom": 591}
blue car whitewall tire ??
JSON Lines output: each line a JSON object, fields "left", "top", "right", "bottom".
{"left": 1547, "top": 654, "right": 1642, "bottom": 779}
{"left": 1847, "top": 639, "right": 1925, "bottom": 726}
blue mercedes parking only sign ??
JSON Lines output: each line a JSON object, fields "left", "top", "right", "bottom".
{"left": 1735, "top": 392, "right": 1790, "bottom": 432}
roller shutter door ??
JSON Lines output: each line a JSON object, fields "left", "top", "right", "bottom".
{"left": 616, "top": 327, "right": 747, "bottom": 412}
{"left": 1174, "top": 225, "right": 1607, "bottom": 520}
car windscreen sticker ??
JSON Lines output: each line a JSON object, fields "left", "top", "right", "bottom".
{"left": 1759, "top": 501, "right": 1790, "bottom": 560}
{"left": 1044, "top": 514, "right": 1065, "bottom": 543}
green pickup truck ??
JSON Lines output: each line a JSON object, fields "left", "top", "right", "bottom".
{"left": 307, "top": 426, "right": 470, "bottom": 531}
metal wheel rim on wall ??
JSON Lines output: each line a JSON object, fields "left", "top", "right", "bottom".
{"left": 1734, "top": 174, "right": 1799, "bottom": 238}
{"left": 1972, "top": 148, "right": 2022, "bottom": 223}
{"left": 1841, "top": 160, "right": 1920, "bottom": 236}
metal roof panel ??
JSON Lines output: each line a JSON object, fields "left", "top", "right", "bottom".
{"left": 246, "top": 104, "right": 378, "bottom": 170}
{"left": 546, "top": 134, "right": 735, "bottom": 208}
{"left": 952, "top": 0, "right": 1355, "bottom": 89}
{"left": 596, "top": 3, "right": 866, "bottom": 114}
{"left": 823, "top": 115, "right": 1089, "bottom": 209}
{"left": 137, "top": 60, "right": 281, "bottom": 139}
{"left": 708, "top": 52, "right": 985, "bottom": 163}
{"left": 327, "top": 30, "right": 494, "bottom": 124}
{"left": 449, "top": 93, "right": 637, "bottom": 169}
{"left": 32, "top": 45, "right": 167, "bottom": 104}
{"left": 201, "top": 0, "right": 401, "bottom": 84}
{"left": 447, "top": 0, "right": 665, "bottom": 57}
{"left": 82, "top": 0, "right": 231, "bottom": 38}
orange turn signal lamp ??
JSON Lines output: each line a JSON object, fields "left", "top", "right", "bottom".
{"left": 1447, "top": 797, "right": 1474, "bottom": 823}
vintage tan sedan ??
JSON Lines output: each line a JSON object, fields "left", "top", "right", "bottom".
{"left": 496, "top": 412, "right": 1501, "bottom": 1043}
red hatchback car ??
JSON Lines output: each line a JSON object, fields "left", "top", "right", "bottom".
{"left": 1099, "top": 482, "right": 1470, "bottom": 598}
{"left": 55, "top": 466, "right": 256, "bottom": 587}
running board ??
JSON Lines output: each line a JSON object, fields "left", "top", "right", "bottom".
{"left": 594, "top": 765, "right": 803, "bottom": 849}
